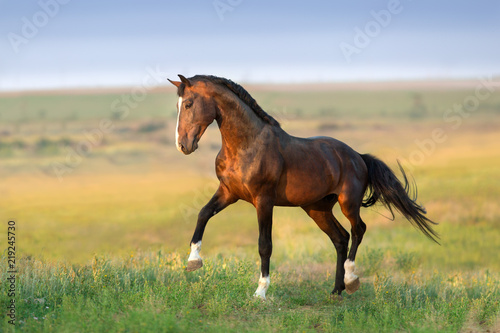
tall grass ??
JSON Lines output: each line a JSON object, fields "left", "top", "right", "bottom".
{"left": 1, "top": 250, "right": 498, "bottom": 332}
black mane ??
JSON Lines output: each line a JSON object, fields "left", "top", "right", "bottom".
{"left": 192, "top": 75, "right": 281, "bottom": 128}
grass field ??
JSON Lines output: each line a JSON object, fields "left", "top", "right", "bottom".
{"left": 1, "top": 81, "right": 499, "bottom": 332}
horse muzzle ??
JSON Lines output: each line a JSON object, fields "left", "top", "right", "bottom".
{"left": 177, "top": 136, "right": 199, "bottom": 155}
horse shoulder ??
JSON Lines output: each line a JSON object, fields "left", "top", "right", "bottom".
{"left": 216, "top": 127, "right": 284, "bottom": 202}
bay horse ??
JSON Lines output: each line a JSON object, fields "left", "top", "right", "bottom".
{"left": 168, "top": 74, "right": 438, "bottom": 299}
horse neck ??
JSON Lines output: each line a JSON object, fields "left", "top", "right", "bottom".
{"left": 214, "top": 94, "right": 266, "bottom": 153}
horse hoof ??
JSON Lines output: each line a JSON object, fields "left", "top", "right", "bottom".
{"left": 345, "top": 277, "right": 360, "bottom": 295}
{"left": 330, "top": 294, "right": 343, "bottom": 302}
{"left": 186, "top": 259, "right": 203, "bottom": 272}
{"left": 253, "top": 293, "right": 266, "bottom": 301}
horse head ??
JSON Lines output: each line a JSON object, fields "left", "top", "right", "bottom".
{"left": 168, "top": 75, "right": 217, "bottom": 155}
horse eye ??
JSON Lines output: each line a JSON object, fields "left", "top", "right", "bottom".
{"left": 185, "top": 102, "right": 193, "bottom": 109}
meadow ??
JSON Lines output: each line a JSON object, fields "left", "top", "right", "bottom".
{"left": 1, "top": 80, "right": 499, "bottom": 332}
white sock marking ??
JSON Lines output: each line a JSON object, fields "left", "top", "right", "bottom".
{"left": 175, "top": 96, "right": 183, "bottom": 152}
{"left": 188, "top": 241, "right": 202, "bottom": 262}
{"left": 254, "top": 274, "right": 270, "bottom": 299}
{"left": 344, "top": 259, "right": 358, "bottom": 284}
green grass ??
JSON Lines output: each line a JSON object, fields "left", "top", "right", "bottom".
{"left": 2, "top": 85, "right": 499, "bottom": 123}
{"left": 2, "top": 250, "right": 498, "bottom": 332}
{"left": 253, "top": 89, "right": 500, "bottom": 120}
{"left": 1, "top": 83, "right": 500, "bottom": 331}
{"left": 0, "top": 92, "right": 177, "bottom": 122}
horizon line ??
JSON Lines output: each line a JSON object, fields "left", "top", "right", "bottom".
{"left": 2, "top": 76, "right": 500, "bottom": 97}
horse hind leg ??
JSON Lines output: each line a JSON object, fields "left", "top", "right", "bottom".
{"left": 302, "top": 198, "right": 350, "bottom": 298}
{"left": 338, "top": 190, "right": 367, "bottom": 295}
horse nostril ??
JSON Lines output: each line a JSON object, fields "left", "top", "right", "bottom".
{"left": 180, "top": 143, "right": 187, "bottom": 153}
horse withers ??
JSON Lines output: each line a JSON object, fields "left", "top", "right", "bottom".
{"left": 168, "top": 74, "right": 438, "bottom": 299}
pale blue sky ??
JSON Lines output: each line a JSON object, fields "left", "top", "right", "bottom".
{"left": 1, "top": 0, "right": 499, "bottom": 90}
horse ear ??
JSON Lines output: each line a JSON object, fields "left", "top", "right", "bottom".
{"left": 178, "top": 74, "right": 192, "bottom": 87}
{"left": 168, "top": 79, "right": 182, "bottom": 88}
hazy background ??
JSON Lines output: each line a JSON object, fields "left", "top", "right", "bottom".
{"left": 1, "top": 0, "right": 499, "bottom": 91}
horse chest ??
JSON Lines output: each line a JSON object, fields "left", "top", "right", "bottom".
{"left": 216, "top": 152, "right": 278, "bottom": 202}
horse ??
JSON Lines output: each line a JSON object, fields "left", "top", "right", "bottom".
{"left": 168, "top": 74, "right": 439, "bottom": 299}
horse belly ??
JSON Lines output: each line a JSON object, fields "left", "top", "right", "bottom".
{"left": 276, "top": 167, "right": 336, "bottom": 206}
{"left": 275, "top": 138, "right": 344, "bottom": 206}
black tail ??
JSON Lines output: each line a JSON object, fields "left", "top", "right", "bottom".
{"left": 360, "top": 154, "right": 440, "bottom": 244}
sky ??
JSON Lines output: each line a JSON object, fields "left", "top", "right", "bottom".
{"left": 0, "top": 0, "right": 499, "bottom": 91}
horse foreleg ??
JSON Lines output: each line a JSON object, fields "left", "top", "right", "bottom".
{"left": 254, "top": 198, "right": 274, "bottom": 299}
{"left": 186, "top": 185, "right": 236, "bottom": 271}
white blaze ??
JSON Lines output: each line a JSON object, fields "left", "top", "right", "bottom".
{"left": 188, "top": 241, "right": 202, "bottom": 262}
{"left": 254, "top": 274, "right": 270, "bottom": 299}
{"left": 344, "top": 259, "right": 358, "bottom": 284}
{"left": 175, "top": 96, "right": 183, "bottom": 152}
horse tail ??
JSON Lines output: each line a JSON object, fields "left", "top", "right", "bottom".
{"left": 360, "top": 154, "right": 440, "bottom": 244}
